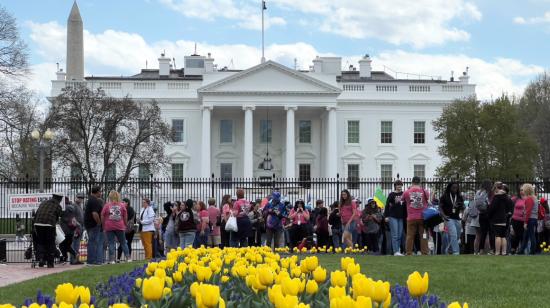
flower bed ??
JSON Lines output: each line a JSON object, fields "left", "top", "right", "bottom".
{"left": 0, "top": 247, "right": 469, "bottom": 308}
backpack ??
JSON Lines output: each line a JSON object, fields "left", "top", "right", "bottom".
{"left": 126, "top": 213, "right": 135, "bottom": 234}
{"left": 472, "top": 191, "right": 488, "bottom": 214}
{"left": 537, "top": 204, "right": 545, "bottom": 220}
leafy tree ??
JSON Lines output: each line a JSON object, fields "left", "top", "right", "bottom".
{"left": 47, "top": 84, "right": 172, "bottom": 190}
{"left": 519, "top": 72, "right": 550, "bottom": 179}
{"left": 434, "top": 95, "right": 538, "bottom": 180}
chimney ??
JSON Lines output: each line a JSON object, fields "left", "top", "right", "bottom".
{"left": 312, "top": 57, "right": 342, "bottom": 75}
{"left": 66, "top": 2, "right": 84, "bottom": 80}
{"left": 158, "top": 53, "right": 170, "bottom": 77}
{"left": 459, "top": 68, "right": 470, "bottom": 84}
{"left": 359, "top": 54, "right": 372, "bottom": 78}
{"left": 204, "top": 53, "right": 214, "bottom": 73}
{"left": 312, "top": 56, "right": 322, "bottom": 73}
{"left": 56, "top": 68, "right": 66, "bottom": 81}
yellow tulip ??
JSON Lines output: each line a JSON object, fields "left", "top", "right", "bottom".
{"left": 164, "top": 277, "right": 173, "bottom": 288}
{"left": 330, "top": 270, "right": 347, "bottom": 287}
{"left": 372, "top": 280, "right": 390, "bottom": 303}
{"left": 146, "top": 262, "right": 158, "bottom": 275}
{"left": 55, "top": 283, "right": 78, "bottom": 305}
{"left": 304, "top": 256, "right": 318, "bottom": 272}
{"left": 0, "top": 305, "right": 16, "bottom": 308}
{"left": 53, "top": 303, "right": 73, "bottom": 308}
{"left": 268, "top": 285, "right": 283, "bottom": 303}
{"left": 135, "top": 278, "right": 143, "bottom": 288}
{"left": 305, "top": 280, "right": 318, "bottom": 294}
{"left": 281, "top": 277, "right": 301, "bottom": 296}
{"left": 199, "top": 284, "right": 221, "bottom": 307}
{"left": 354, "top": 296, "right": 372, "bottom": 308}
{"left": 142, "top": 276, "right": 165, "bottom": 301}
{"left": 296, "top": 304, "right": 310, "bottom": 308}
{"left": 407, "top": 271, "right": 429, "bottom": 298}
{"left": 221, "top": 275, "right": 230, "bottom": 283}
{"left": 329, "top": 286, "right": 346, "bottom": 301}
{"left": 154, "top": 268, "right": 166, "bottom": 280}
{"left": 340, "top": 257, "right": 355, "bottom": 271}
{"left": 109, "top": 304, "right": 130, "bottom": 308}
{"left": 448, "top": 302, "right": 468, "bottom": 308}
{"left": 346, "top": 263, "right": 360, "bottom": 277}
{"left": 74, "top": 286, "right": 90, "bottom": 305}
{"left": 173, "top": 271, "right": 183, "bottom": 283}
{"left": 190, "top": 282, "right": 201, "bottom": 298}
{"left": 79, "top": 304, "right": 92, "bottom": 308}
{"left": 197, "top": 266, "right": 213, "bottom": 282}
{"left": 291, "top": 267, "right": 302, "bottom": 278}
{"left": 352, "top": 276, "right": 374, "bottom": 299}
{"left": 312, "top": 267, "right": 327, "bottom": 283}
{"left": 219, "top": 297, "right": 226, "bottom": 308}
{"left": 28, "top": 304, "right": 47, "bottom": 308}
{"left": 258, "top": 266, "right": 275, "bottom": 286}
{"left": 383, "top": 292, "right": 391, "bottom": 308}
{"left": 330, "top": 295, "right": 354, "bottom": 308}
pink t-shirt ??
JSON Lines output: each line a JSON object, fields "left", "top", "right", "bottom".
{"left": 289, "top": 209, "right": 310, "bottom": 225}
{"left": 208, "top": 206, "right": 221, "bottom": 236}
{"left": 233, "top": 199, "right": 250, "bottom": 218}
{"left": 222, "top": 203, "right": 232, "bottom": 221}
{"left": 340, "top": 201, "right": 358, "bottom": 225}
{"left": 403, "top": 186, "right": 428, "bottom": 221}
{"left": 101, "top": 202, "right": 128, "bottom": 232}
{"left": 197, "top": 209, "right": 209, "bottom": 231}
{"left": 512, "top": 198, "right": 525, "bottom": 221}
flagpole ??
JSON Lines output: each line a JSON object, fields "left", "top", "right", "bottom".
{"left": 261, "top": 0, "right": 266, "bottom": 63}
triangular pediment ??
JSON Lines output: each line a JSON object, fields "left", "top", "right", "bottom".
{"left": 199, "top": 61, "right": 341, "bottom": 94}
{"left": 342, "top": 151, "right": 367, "bottom": 160}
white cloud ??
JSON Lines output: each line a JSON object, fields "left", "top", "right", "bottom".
{"left": 271, "top": 0, "right": 482, "bottom": 48}
{"left": 26, "top": 21, "right": 544, "bottom": 101}
{"left": 158, "top": 0, "right": 286, "bottom": 30}
{"left": 513, "top": 11, "right": 550, "bottom": 24}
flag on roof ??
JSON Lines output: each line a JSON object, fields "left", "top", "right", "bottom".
{"left": 374, "top": 187, "right": 387, "bottom": 208}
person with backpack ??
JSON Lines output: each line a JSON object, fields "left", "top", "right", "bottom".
{"left": 403, "top": 176, "right": 429, "bottom": 255}
{"left": 101, "top": 191, "right": 131, "bottom": 263}
{"left": 473, "top": 180, "right": 493, "bottom": 255}
{"left": 117, "top": 198, "right": 135, "bottom": 262}
{"left": 520, "top": 183, "right": 538, "bottom": 255}
{"left": 263, "top": 191, "right": 287, "bottom": 249}
{"left": 361, "top": 198, "right": 383, "bottom": 253}
{"left": 329, "top": 202, "right": 342, "bottom": 249}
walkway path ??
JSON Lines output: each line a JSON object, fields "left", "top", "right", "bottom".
{"left": 0, "top": 263, "right": 84, "bottom": 288}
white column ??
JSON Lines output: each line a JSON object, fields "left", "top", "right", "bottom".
{"left": 326, "top": 106, "right": 337, "bottom": 177}
{"left": 200, "top": 105, "right": 212, "bottom": 178}
{"left": 285, "top": 106, "right": 297, "bottom": 178}
{"left": 243, "top": 105, "right": 255, "bottom": 178}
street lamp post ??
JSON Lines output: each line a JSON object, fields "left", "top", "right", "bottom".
{"left": 31, "top": 128, "right": 54, "bottom": 192}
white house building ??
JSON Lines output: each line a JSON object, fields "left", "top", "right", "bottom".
{"left": 51, "top": 3, "right": 476, "bottom": 181}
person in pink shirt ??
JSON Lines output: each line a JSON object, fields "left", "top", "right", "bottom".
{"left": 207, "top": 198, "right": 221, "bottom": 247}
{"left": 230, "top": 189, "right": 252, "bottom": 247}
{"left": 340, "top": 189, "right": 359, "bottom": 248}
{"left": 196, "top": 201, "right": 210, "bottom": 247}
{"left": 289, "top": 199, "right": 310, "bottom": 248}
{"left": 220, "top": 195, "right": 233, "bottom": 248}
{"left": 402, "top": 176, "right": 429, "bottom": 255}
{"left": 100, "top": 190, "right": 130, "bottom": 263}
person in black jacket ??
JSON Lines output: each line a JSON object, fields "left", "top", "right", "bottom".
{"left": 439, "top": 181, "right": 465, "bottom": 255}
{"left": 328, "top": 202, "right": 342, "bottom": 249}
{"left": 487, "top": 182, "right": 511, "bottom": 255}
{"left": 33, "top": 194, "right": 63, "bottom": 268}
{"left": 384, "top": 180, "right": 405, "bottom": 256}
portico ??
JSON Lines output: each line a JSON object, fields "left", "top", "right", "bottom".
{"left": 198, "top": 61, "right": 341, "bottom": 178}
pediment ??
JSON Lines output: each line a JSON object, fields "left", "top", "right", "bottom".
{"left": 199, "top": 61, "right": 341, "bottom": 94}
{"left": 169, "top": 151, "right": 190, "bottom": 160}
{"left": 341, "top": 151, "right": 367, "bottom": 160}
{"left": 409, "top": 153, "right": 430, "bottom": 161}
{"left": 296, "top": 152, "right": 317, "bottom": 160}
{"left": 215, "top": 151, "right": 239, "bottom": 159}
{"left": 374, "top": 152, "right": 398, "bottom": 160}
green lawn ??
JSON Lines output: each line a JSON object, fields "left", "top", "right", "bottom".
{"left": 0, "top": 255, "right": 547, "bottom": 307}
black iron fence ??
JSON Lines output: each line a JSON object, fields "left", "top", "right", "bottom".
{"left": 1, "top": 176, "right": 549, "bottom": 235}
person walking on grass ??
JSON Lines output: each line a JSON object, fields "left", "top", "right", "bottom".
{"left": 439, "top": 182, "right": 465, "bottom": 255}
{"left": 403, "top": 176, "right": 429, "bottom": 255}
{"left": 101, "top": 191, "right": 131, "bottom": 263}
{"left": 384, "top": 180, "right": 405, "bottom": 256}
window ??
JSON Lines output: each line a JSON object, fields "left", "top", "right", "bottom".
{"left": 105, "top": 165, "right": 116, "bottom": 181}
{"left": 347, "top": 164, "right": 359, "bottom": 189}
{"left": 260, "top": 120, "right": 272, "bottom": 143}
{"left": 381, "top": 121, "right": 393, "bottom": 144}
{"left": 220, "top": 120, "right": 233, "bottom": 143}
{"left": 139, "top": 120, "right": 150, "bottom": 143}
{"left": 172, "top": 163, "right": 184, "bottom": 189}
{"left": 299, "top": 120, "right": 311, "bottom": 143}
{"left": 172, "top": 119, "right": 184, "bottom": 143}
{"left": 138, "top": 163, "right": 150, "bottom": 179}
{"left": 347, "top": 120, "right": 360, "bottom": 144}
{"left": 185, "top": 58, "right": 204, "bottom": 68}
{"left": 414, "top": 121, "right": 425, "bottom": 144}
{"left": 414, "top": 164, "right": 426, "bottom": 179}
{"left": 220, "top": 163, "right": 232, "bottom": 188}
{"left": 381, "top": 164, "right": 393, "bottom": 189}
{"left": 299, "top": 164, "right": 311, "bottom": 188}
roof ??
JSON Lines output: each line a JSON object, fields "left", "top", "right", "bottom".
{"left": 337, "top": 70, "right": 448, "bottom": 83}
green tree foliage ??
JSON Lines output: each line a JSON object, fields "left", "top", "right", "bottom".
{"left": 433, "top": 95, "right": 538, "bottom": 180}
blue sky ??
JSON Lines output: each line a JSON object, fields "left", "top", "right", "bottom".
{"left": 4, "top": 0, "right": 550, "bottom": 99}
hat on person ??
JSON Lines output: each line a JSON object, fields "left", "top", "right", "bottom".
{"left": 52, "top": 194, "right": 63, "bottom": 203}
{"left": 272, "top": 191, "right": 281, "bottom": 201}
{"left": 366, "top": 198, "right": 375, "bottom": 204}
{"left": 76, "top": 192, "right": 85, "bottom": 199}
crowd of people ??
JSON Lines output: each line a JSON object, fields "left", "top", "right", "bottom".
{"left": 30, "top": 176, "right": 550, "bottom": 267}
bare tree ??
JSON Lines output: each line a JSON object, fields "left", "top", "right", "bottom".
{"left": 0, "top": 6, "right": 28, "bottom": 76}
{"left": 48, "top": 84, "right": 172, "bottom": 190}
{"left": 0, "top": 84, "right": 42, "bottom": 179}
